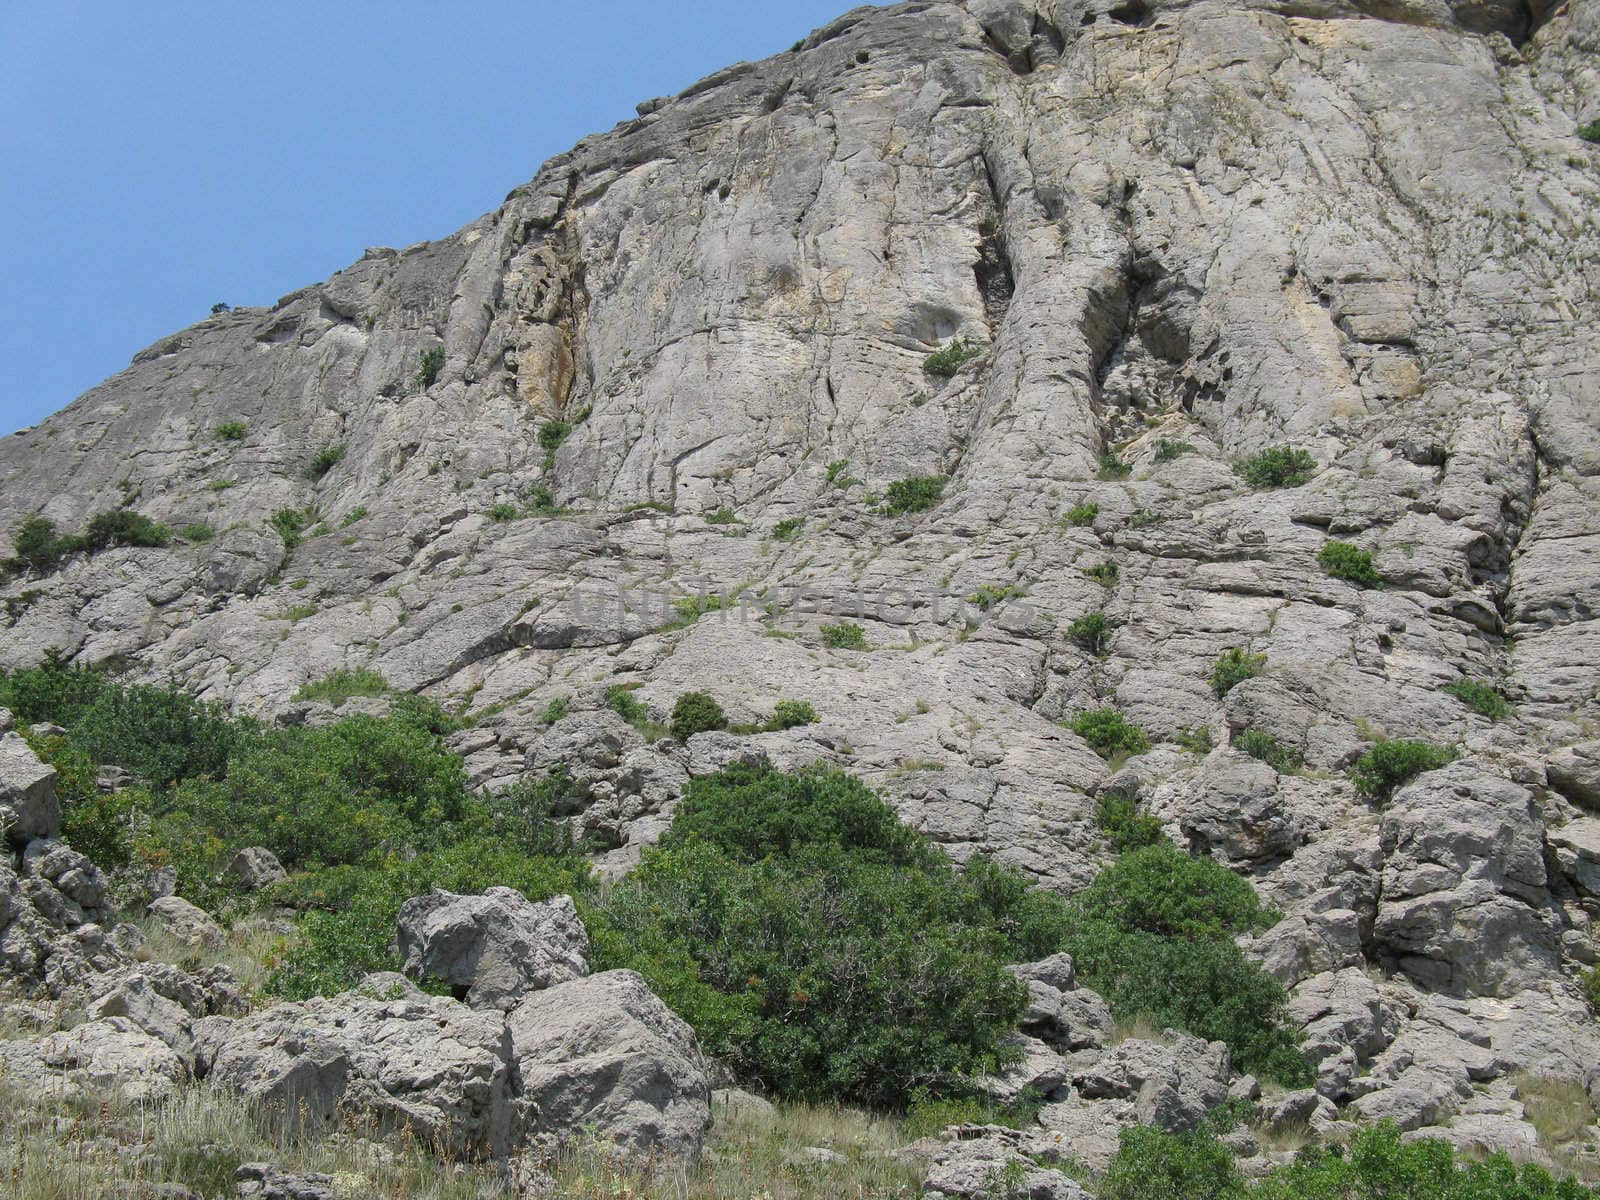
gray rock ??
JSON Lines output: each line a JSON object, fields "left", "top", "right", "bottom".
{"left": 0, "top": 1017, "right": 188, "bottom": 1102}
{"left": 1075, "top": 1032, "right": 1232, "bottom": 1133}
{"left": 922, "top": 1128, "right": 1091, "bottom": 1200}
{"left": 396, "top": 888, "right": 588, "bottom": 1011}
{"left": 146, "top": 896, "right": 225, "bottom": 950}
{"left": 0, "top": 732, "right": 59, "bottom": 847}
{"left": 200, "top": 991, "right": 518, "bottom": 1159}
{"left": 235, "top": 1164, "right": 336, "bottom": 1200}
{"left": 1548, "top": 741, "right": 1600, "bottom": 810}
{"left": 225, "top": 846, "right": 288, "bottom": 891}
{"left": 506, "top": 969, "right": 710, "bottom": 1156}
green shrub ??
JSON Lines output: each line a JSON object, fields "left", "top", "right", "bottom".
{"left": 68, "top": 681, "right": 240, "bottom": 787}
{"left": 1350, "top": 739, "right": 1456, "bottom": 803}
{"left": 1096, "top": 789, "right": 1164, "bottom": 853}
{"left": 967, "top": 583, "right": 1024, "bottom": 608}
{"left": 822, "top": 621, "right": 867, "bottom": 650}
{"left": 589, "top": 764, "right": 1047, "bottom": 1107}
{"left": 215, "top": 421, "right": 247, "bottom": 441}
{"left": 487, "top": 502, "right": 520, "bottom": 523}
{"left": 304, "top": 443, "right": 345, "bottom": 480}
{"left": 1068, "top": 612, "right": 1111, "bottom": 654}
{"left": 1063, "top": 843, "right": 1306, "bottom": 1084}
{"left": 293, "top": 668, "right": 389, "bottom": 707}
{"left": 1583, "top": 966, "right": 1600, "bottom": 1013}
{"left": 1084, "top": 560, "right": 1120, "bottom": 587}
{"left": 883, "top": 475, "right": 947, "bottom": 516}
{"left": 671, "top": 691, "right": 728, "bottom": 740}
{"left": 705, "top": 507, "right": 739, "bottom": 526}
{"left": 903, "top": 1087, "right": 1046, "bottom": 1140}
{"left": 539, "top": 420, "right": 572, "bottom": 453}
{"left": 1069, "top": 708, "right": 1150, "bottom": 759}
{"left": 523, "top": 485, "right": 559, "bottom": 515}
{"left": 824, "top": 459, "right": 859, "bottom": 489}
{"left": 1237, "top": 446, "right": 1316, "bottom": 489}
{"left": 766, "top": 700, "right": 817, "bottom": 731}
{"left": 84, "top": 510, "right": 171, "bottom": 551}
{"left": 178, "top": 522, "right": 215, "bottom": 543}
{"left": 1318, "top": 540, "right": 1381, "bottom": 587}
{"left": 1580, "top": 120, "right": 1600, "bottom": 144}
{"left": 5, "top": 515, "right": 88, "bottom": 575}
{"left": 1098, "top": 452, "right": 1132, "bottom": 480}
{"left": 1063, "top": 501, "right": 1099, "bottom": 527}
{"left": 339, "top": 506, "right": 368, "bottom": 528}
{"left": 773, "top": 517, "right": 805, "bottom": 542}
{"left": 1176, "top": 726, "right": 1215, "bottom": 754}
{"left": 0, "top": 655, "right": 111, "bottom": 726}
{"left": 1443, "top": 677, "right": 1511, "bottom": 719}
{"left": 268, "top": 507, "right": 317, "bottom": 549}
{"left": 417, "top": 346, "right": 445, "bottom": 388}
{"left": 606, "top": 683, "right": 649, "bottom": 724}
{"left": 1210, "top": 648, "right": 1266, "bottom": 699}
{"left": 1100, "top": 1124, "right": 1244, "bottom": 1200}
{"left": 1154, "top": 439, "right": 1198, "bottom": 463}
{"left": 1234, "top": 729, "right": 1303, "bottom": 773}
{"left": 540, "top": 696, "right": 571, "bottom": 725}
{"left": 923, "top": 338, "right": 982, "bottom": 377}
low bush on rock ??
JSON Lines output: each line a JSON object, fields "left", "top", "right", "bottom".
{"left": 671, "top": 691, "right": 728, "bottom": 740}
{"left": 765, "top": 700, "right": 817, "bottom": 730}
{"left": 923, "top": 338, "right": 981, "bottom": 377}
{"left": 1095, "top": 788, "right": 1164, "bottom": 852}
{"left": 1234, "top": 729, "right": 1303, "bottom": 773}
{"left": 821, "top": 621, "right": 867, "bottom": 650}
{"left": 1443, "top": 677, "right": 1511, "bottom": 719}
{"left": 293, "top": 667, "right": 389, "bottom": 706}
{"left": 1350, "top": 738, "right": 1456, "bottom": 804}
{"left": 304, "top": 443, "right": 345, "bottom": 480}
{"left": 1069, "top": 612, "right": 1111, "bottom": 655}
{"left": 416, "top": 345, "right": 445, "bottom": 387}
{"left": 1211, "top": 647, "right": 1266, "bottom": 698}
{"left": 4, "top": 509, "right": 173, "bottom": 577}
{"left": 1063, "top": 500, "right": 1099, "bottom": 527}
{"left": 1235, "top": 446, "right": 1316, "bottom": 490}
{"left": 882, "top": 475, "right": 947, "bottom": 516}
{"left": 1318, "top": 540, "right": 1381, "bottom": 587}
{"left": 1068, "top": 708, "right": 1150, "bottom": 759}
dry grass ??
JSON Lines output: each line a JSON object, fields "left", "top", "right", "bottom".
{"left": 0, "top": 1071, "right": 924, "bottom": 1200}
{"left": 131, "top": 913, "right": 286, "bottom": 1003}
{"left": 1514, "top": 1073, "right": 1600, "bottom": 1150}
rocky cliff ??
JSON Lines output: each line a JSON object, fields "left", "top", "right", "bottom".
{"left": 4, "top": 0, "right": 1600, "bottom": 1165}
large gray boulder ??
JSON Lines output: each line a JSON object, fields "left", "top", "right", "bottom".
{"left": 199, "top": 992, "right": 519, "bottom": 1159}
{"left": 147, "top": 895, "right": 226, "bottom": 950}
{"left": 506, "top": 969, "right": 710, "bottom": 1156}
{"left": 1074, "top": 1032, "right": 1232, "bottom": 1134}
{"left": 0, "top": 1016, "right": 188, "bottom": 1103}
{"left": 226, "top": 846, "right": 288, "bottom": 891}
{"left": 0, "top": 732, "right": 59, "bottom": 847}
{"left": 922, "top": 1127, "right": 1091, "bottom": 1200}
{"left": 396, "top": 888, "right": 589, "bottom": 1011}
{"left": 1373, "top": 764, "right": 1562, "bottom": 997}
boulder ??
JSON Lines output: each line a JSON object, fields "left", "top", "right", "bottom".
{"left": 226, "top": 846, "right": 288, "bottom": 891}
{"left": 0, "top": 732, "right": 59, "bottom": 847}
{"left": 1547, "top": 740, "right": 1600, "bottom": 810}
{"left": 147, "top": 895, "right": 225, "bottom": 950}
{"left": 235, "top": 1164, "right": 336, "bottom": 1200}
{"left": 0, "top": 1016, "right": 188, "bottom": 1102}
{"left": 506, "top": 969, "right": 710, "bottom": 1156}
{"left": 200, "top": 991, "right": 519, "bottom": 1159}
{"left": 396, "top": 888, "right": 588, "bottom": 1011}
{"left": 1373, "top": 764, "right": 1562, "bottom": 997}
{"left": 922, "top": 1128, "right": 1091, "bottom": 1200}
{"left": 1074, "top": 1032, "right": 1231, "bottom": 1133}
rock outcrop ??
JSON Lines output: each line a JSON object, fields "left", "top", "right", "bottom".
{"left": 3, "top": 0, "right": 1600, "bottom": 1170}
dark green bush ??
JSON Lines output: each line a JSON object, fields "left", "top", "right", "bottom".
{"left": 487, "top": 502, "right": 520, "bottom": 523}
{"left": 923, "top": 338, "right": 982, "bottom": 377}
{"left": 0, "top": 655, "right": 111, "bottom": 725}
{"left": 1236, "top": 446, "right": 1316, "bottom": 489}
{"left": 766, "top": 700, "right": 817, "bottom": 730}
{"left": 1583, "top": 966, "right": 1600, "bottom": 1014}
{"left": 84, "top": 510, "right": 171, "bottom": 551}
{"left": 178, "top": 523, "right": 215, "bottom": 543}
{"left": 705, "top": 507, "right": 739, "bottom": 526}
{"left": 1063, "top": 843, "right": 1305, "bottom": 1084}
{"left": 6, "top": 516, "right": 87, "bottom": 575}
{"left": 524, "top": 485, "right": 559, "bottom": 515}
{"left": 606, "top": 683, "right": 650, "bottom": 724}
{"left": 539, "top": 695, "right": 571, "bottom": 725}
{"left": 1100, "top": 1124, "right": 1244, "bottom": 1200}
{"left": 1443, "top": 677, "right": 1510, "bottom": 719}
{"left": 1350, "top": 739, "right": 1455, "bottom": 803}
{"left": 1069, "top": 612, "right": 1111, "bottom": 655}
{"left": 215, "top": 421, "right": 247, "bottom": 441}
{"left": 68, "top": 681, "right": 239, "bottom": 787}
{"left": 1063, "top": 501, "right": 1099, "bottom": 527}
{"left": 1069, "top": 708, "right": 1149, "bottom": 759}
{"left": 883, "top": 475, "right": 947, "bottom": 516}
{"left": 821, "top": 621, "right": 867, "bottom": 650}
{"left": 1098, "top": 452, "right": 1132, "bottom": 480}
{"left": 1084, "top": 560, "right": 1120, "bottom": 587}
{"left": 305, "top": 443, "right": 346, "bottom": 480}
{"left": 773, "top": 517, "right": 805, "bottom": 542}
{"left": 1154, "top": 440, "right": 1198, "bottom": 463}
{"left": 1211, "top": 648, "right": 1266, "bottom": 698}
{"left": 1235, "top": 729, "right": 1303, "bottom": 773}
{"left": 1580, "top": 120, "right": 1600, "bottom": 144}
{"left": 268, "top": 507, "right": 318, "bottom": 549}
{"left": 417, "top": 346, "right": 445, "bottom": 388}
{"left": 1318, "top": 541, "right": 1381, "bottom": 587}
{"left": 671, "top": 691, "right": 728, "bottom": 740}
{"left": 1096, "top": 789, "right": 1165, "bottom": 853}
{"left": 539, "top": 420, "right": 572, "bottom": 453}
{"left": 589, "top": 764, "right": 1047, "bottom": 1106}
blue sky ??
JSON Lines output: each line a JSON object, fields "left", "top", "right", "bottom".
{"left": 0, "top": 1, "right": 855, "bottom": 435}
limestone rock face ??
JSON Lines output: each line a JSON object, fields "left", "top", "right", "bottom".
{"left": 505, "top": 969, "right": 711, "bottom": 1156}
{"left": 226, "top": 846, "right": 288, "bottom": 891}
{"left": 3, "top": 0, "right": 1600, "bottom": 1166}
{"left": 396, "top": 887, "right": 589, "bottom": 1010}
